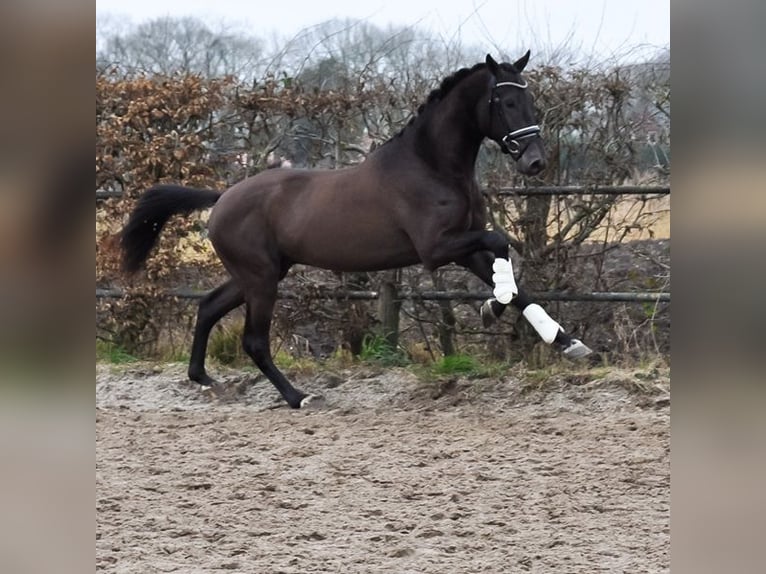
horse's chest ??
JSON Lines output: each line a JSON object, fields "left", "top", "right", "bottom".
{"left": 435, "top": 194, "right": 474, "bottom": 231}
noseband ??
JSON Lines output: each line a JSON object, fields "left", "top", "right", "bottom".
{"left": 490, "top": 79, "right": 540, "bottom": 156}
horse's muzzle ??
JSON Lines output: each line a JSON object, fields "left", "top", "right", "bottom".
{"left": 517, "top": 140, "right": 546, "bottom": 176}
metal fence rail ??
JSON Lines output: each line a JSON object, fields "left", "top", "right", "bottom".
{"left": 97, "top": 186, "right": 671, "bottom": 201}
{"left": 96, "top": 288, "right": 670, "bottom": 303}
{"left": 96, "top": 190, "right": 124, "bottom": 200}
{"left": 491, "top": 185, "right": 670, "bottom": 196}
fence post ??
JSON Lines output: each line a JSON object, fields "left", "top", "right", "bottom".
{"left": 377, "top": 271, "right": 401, "bottom": 349}
{"left": 432, "top": 272, "right": 456, "bottom": 356}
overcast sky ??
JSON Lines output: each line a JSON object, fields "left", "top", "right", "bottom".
{"left": 96, "top": 0, "right": 669, "bottom": 63}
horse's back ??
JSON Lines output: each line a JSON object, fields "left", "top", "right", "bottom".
{"left": 207, "top": 164, "right": 419, "bottom": 271}
{"left": 209, "top": 167, "right": 333, "bottom": 225}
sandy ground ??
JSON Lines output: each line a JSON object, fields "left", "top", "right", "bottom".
{"left": 96, "top": 363, "right": 669, "bottom": 573}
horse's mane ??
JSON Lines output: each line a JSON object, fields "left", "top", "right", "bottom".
{"left": 417, "top": 62, "right": 487, "bottom": 116}
{"left": 386, "top": 62, "right": 488, "bottom": 142}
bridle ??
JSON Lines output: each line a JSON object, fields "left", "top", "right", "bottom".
{"left": 489, "top": 78, "right": 541, "bottom": 156}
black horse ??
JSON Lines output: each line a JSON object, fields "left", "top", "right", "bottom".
{"left": 121, "top": 53, "right": 592, "bottom": 408}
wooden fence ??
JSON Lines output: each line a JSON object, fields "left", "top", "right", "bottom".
{"left": 97, "top": 184, "right": 670, "bottom": 351}
{"left": 96, "top": 184, "right": 670, "bottom": 306}
{"left": 96, "top": 287, "right": 669, "bottom": 303}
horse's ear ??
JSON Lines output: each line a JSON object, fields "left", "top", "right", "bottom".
{"left": 513, "top": 50, "right": 531, "bottom": 72}
{"left": 485, "top": 54, "right": 500, "bottom": 76}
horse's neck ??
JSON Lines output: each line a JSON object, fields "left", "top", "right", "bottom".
{"left": 414, "top": 81, "right": 486, "bottom": 179}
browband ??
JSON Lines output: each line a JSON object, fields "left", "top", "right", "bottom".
{"left": 494, "top": 79, "right": 528, "bottom": 89}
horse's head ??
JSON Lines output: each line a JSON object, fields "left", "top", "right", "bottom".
{"left": 484, "top": 52, "right": 546, "bottom": 176}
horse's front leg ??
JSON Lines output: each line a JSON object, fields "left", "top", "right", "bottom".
{"left": 417, "top": 229, "right": 518, "bottom": 317}
{"left": 457, "top": 251, "right": 593, "bottom": 359}
{"left": 418, "top": 229, "right": 511, "bottom": 271}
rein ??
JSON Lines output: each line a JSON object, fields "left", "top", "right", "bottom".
{"left": 490, "top": 79, "right": 540, "bottom": 156}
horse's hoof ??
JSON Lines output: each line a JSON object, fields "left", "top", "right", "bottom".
{"left": 299, "top": 394, "right": 326, "bottom": 409}
{"left": 190, "top": 374, "right": 216, "bottom": 387}
{"left": 480, "top": 298, "right": 499, "bottom": 328}
{"left": 562, "top": 339, "right": 593, "bottom": 359}
{"left": 479, "top": 297, "right": 502, "bottom": 329}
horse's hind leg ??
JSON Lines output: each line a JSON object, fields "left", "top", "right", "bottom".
{"left": 459, "top": 251, "right": 592, "bottom": 359}
{"left": 188, "top": 279, "right": 244, "bottom": 386}
{"left": 241, "top": 281, "right": 313, "bottom": 409}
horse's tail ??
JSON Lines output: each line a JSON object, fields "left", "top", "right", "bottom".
{"left": 120, "top": 184, "right": 221, "bottom": 274}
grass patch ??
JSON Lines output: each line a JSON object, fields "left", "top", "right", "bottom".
{"left": 208, "top": 323, "right": 247, "bottom": 366}
{"left": 409, "top": 352, "right": 510, "bottom": 382}
{"left": 432, "top": 355, "right": 510, "bottom": 379}
{"left": 158, "top": 347, "right": 190, "bottom": 364}
{"left": 273, "top": 350, "right": 320, "bottom": 375}
{"left": 359, "top": 333, "right": 409, "bottom": 367}
{"left": 96, "top": 340, "right": 138, "bottom": 364}
{"left": 431, "top": 354, "right": 481, "bottom": 376}
{"left": 518, "top": 357, "right": 669, "bottom": 394}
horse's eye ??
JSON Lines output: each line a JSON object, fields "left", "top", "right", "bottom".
{"left": 504, "top": 100, "right": 515, "bottom": 109}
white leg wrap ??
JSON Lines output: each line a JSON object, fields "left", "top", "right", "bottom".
{"left": 522, "top": 303, "right": 562, "bottom": 344}
{"left": 492, "top": 257, "right": 518, "bottom": 304}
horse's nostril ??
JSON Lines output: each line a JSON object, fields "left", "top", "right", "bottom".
{"left": 528, "top": 159, "right": 545, "bottom": 173}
